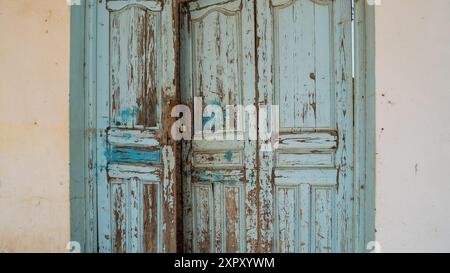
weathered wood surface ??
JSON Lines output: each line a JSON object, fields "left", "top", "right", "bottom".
{"left": 181, "top": 0, "right": 257, "bottom": 253}
{"left": 182, "top": 0, "right": 355, "bottom": 253}
{"left": 88, "top": 0, "right": 358, "bottom": 253}
{"left": 96, "top": 0, "right": 179, "bottom": 253}
{"left": 257, "top": 0, "right": 354, "bottom": 253}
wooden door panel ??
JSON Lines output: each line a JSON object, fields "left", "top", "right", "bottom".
{"left": 257, "top": 0, "right": 354, "bottom": 253}
{"left": 110, "top": 5, "right": 161, "bottom": 128}
{"left": 87, "top": 0, "right": 357, "bottom": 254}
{"left": 96, "top": 0, "right": 178, "bottom": 253}
{"left": 181, "top": 0, "right": 257, "bottom": 253}
{"left": 274, "top": 0, "right": 333, "bottom": 130}
{"left": 190, "top": 0, "right": 243, "bottom": 107}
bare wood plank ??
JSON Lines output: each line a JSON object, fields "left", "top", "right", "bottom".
{"left": 111, "top": 181, "right": 128, "bottom": 253}
{"left": 160, "top": 0, "right": 178, "bottom": 253}
{"left": 225, "top": 186, "right": 242, "bottom": 253}
{"left": 143, "top": 183, "right": 159, "bottom": 253}
{"left": 180, "top": 1, "right": 194, "bottom": 252}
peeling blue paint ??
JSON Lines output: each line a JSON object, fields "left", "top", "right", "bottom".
{"left": 110, "top": 147, "right": 161, "bottom": 164}
{"left": 193, "top": 172, "right": 224, "bottom": 182}
{"left": 202, "top": 115, "right": 214, "bottom": 128}
{"left": 120, "top": 108, "right": 137, "bottom": 123}
{"left": 203, "top": 100, "right": 223, "bottom": 132}
{"left": 224, "top": 151, "right": 233, "bottom": 162}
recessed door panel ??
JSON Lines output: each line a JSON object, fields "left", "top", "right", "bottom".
{"left": 257, "top": 0, "right": 354, "bottom": 253}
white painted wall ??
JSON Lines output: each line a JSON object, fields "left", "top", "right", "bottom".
{"left": 0, "top": 0, "right": 450, "bottom": 253}
{"left": 0, "top": 0, "right": 70, "bottom": 252}
{"left": 375, "top": 0, "right": 450, "bottom": 253}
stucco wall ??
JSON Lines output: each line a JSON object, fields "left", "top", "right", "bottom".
{"left": 375, "top": 0, "right": 450, "bottom": 252}
{"left": 1, "top": 0, "right": 450, "bottom": 253}
{"left": 0, "top": 0, "right": 70, "bottom": 252}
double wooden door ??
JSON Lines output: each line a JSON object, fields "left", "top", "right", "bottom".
{"left": 95, "top": 0, "right": 354, "bottom": 253}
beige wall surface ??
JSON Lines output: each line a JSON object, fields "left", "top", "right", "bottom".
{"left": 0, "top": 0, "right": 70, "bottom": 252}
{"left": 1, "top": 0, "right": 450, "bottom": 253}
{"left": 375, "top": 0, "right": 450, "bottom": 253}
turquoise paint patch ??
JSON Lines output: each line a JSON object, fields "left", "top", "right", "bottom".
{"left": 202, "top": 115, "right": 214, "bottom": 128}
{"left": 110, "top": 147, "right": 161, "bottom": 164}
{"left": 120, "top": 108, "right": 137, "bottom": 123}
{"left": 192, "top": 172, "right": 239, "bottom": 185}
{"left": 203, "top": 100, "right": 222, "bottom": 129}
{"left": 224, "top": 151, "right": 233, "bottom": 162}
{"left": 203, "top": 113, "right": 220, "bottom": 133}
{"left": 193, "top": 172, "right": 224, "bottom": 182}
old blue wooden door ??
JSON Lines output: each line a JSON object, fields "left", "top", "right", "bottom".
{"left": 96, "top": 0, "right": 179, "bottom": 253}
{"left": 257, "top": 0, "right": 354, "bottom": 253}
{"left": 180, "top": 0, "right": 258, "bottom": 253}
{"left": 181, "top": 0, "right": 354, "bottom": 253}
{"left": 93, "top": 0, "right": 355, "bottom": 253}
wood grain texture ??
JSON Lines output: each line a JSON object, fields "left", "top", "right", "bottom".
{"left": 181, "top": 0, "right": 257, "bottom": 253}
{"left": 257, "top": 0, "right": 354, "bottom": 253}
{"left": 110, "top": 6, "right": 160, "bottom": 128}
{"left": 143, "top": 183, "right": 159, "bottom": 253}
{"left": 96, "top": 0, "right": 178, "bottom": 253}
{"left": 72, "top": 0, "right": 373, "bottom": 253}
{"left": 333, "top": 0, "right": 353, "bottom": 253}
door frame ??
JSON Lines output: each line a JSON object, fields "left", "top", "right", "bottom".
{"left": 353, "top": 0, "right": 376, "bottom": 252}
{"left": 70, "top": 1, "right": 98, "bottom": 253}
{"left": 70, "top": 0, "right": 375, "bottom": 253}
{"left": 354, "top": 0, "right": 376, "bottom": 253}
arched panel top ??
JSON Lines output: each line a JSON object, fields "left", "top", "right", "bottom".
{"left": 189, "top": 5, "right": 244, "bottom": 107}
{"left": 107, "top": 0, "right": 163, "bottom": 12}
{"left": 271, "top": 0, "right": 334, "bottom": 131}
{"left": 188, "top": 0, "right": 242, "bottom": 21}
{"left": 271, "top": 0, "right": 332, "bottom": 8}
{"left": 109, "top": 3, "right": 163, "bottom": 129}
